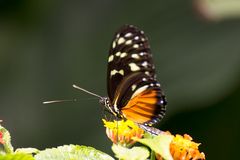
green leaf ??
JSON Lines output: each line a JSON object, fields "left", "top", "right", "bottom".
{"left": 134, "top": 134, "right": 174, "bottom": 160}
{"left": 34, "top": 144, "right": 114, "bottom": 160}
{"left": 112, "top": 144, "right": 149, "bottom": 160}
{"left": 0, "top": 153, "right": 34, "bottom": 160}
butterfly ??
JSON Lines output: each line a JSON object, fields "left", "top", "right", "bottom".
{"left": 99, "top": 25, "right": 167, "bottom": 128}
{"left": 44, "top": 25, "right": 167, "bottom": 132}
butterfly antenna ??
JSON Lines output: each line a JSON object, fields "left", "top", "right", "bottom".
{"left": 72, "top": 84, "right": 102, "bottom": 99}
{"left": 43, "top": 99, "right": 77, "bottom": 104}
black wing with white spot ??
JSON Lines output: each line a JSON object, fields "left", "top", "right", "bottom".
{"left": 106, "top": 25, "right": 166, "bottom": 125}
{"left": 107, "top": 25, "right": 155, "bottom": 101}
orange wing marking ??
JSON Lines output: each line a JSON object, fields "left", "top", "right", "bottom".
{"left": 121, "top": 89, "right": 158, "bottom": 124}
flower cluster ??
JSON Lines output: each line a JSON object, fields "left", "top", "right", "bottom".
{"left": 103, "top": 119, "right": 205, "bottom": 160}
{"left": 103, "top": 119, "right": 144, "bottom": 147}
{"left": 156, "top": 134, "right": 205, "bottom": 160}
{"left": 169, "top": 134, "right": 205, "bottom": 160}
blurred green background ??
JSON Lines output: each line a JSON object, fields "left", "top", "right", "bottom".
{"left": 1, "top": 0, "right": 240, "bottom": 159}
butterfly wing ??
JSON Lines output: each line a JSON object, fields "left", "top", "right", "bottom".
{"left": 107, "top": 25, "right": 166, "bottom": 125}
{"left": 107, "top": 25, "right": 155, "bottom": 100}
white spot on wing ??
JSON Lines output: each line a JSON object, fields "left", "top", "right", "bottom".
{"left": 119, "top": 69, "right": 124, "bottom": 75}
{"left": 131, "top": 84, "right": 137, "bottom": 91}
{"left": 134, "top": 36, "right": 139, "bottom": 40}
{"left": 129, "top": 63, "right": 140, "bottom": 71}
{"left": 118, "top": 37, "right": 125, "bottom": 44}
{"left": 131, "top": 85, "right": 149, "bottom": 99}
{"left": 108, "top": 55, "right": 114, "bottom": 62}
{"left": 110, "top": 69, "right": 124, "bottom": 76}
{"left": 125, "top": 40, "right": 132, "bottom": 45}
{"left": 120, "top": 52, "right": 127, "bottom": 58}
{"left": 160, "top": 100, "right": 164, "bottom": 104}
{"left": 142, "top": 61, "right": 148, "bottom": 67}
{"left": 145, "top": 71, "right": 150, "bottom": 75}
{"left": 124, "top": 33, "right": 132, "bottom": 37}
{"left": 131, "top": 54, "right": 140, "bottom": 59}
{"left": 140, "top": 52, "right": 146, "bottom": 56}
{"left": 112, "top": 41, "right": 116, "bottom": 48}
{"left": 133, "top": 44, "right": 139, "bottom": 48}
{"left": 115, "top": 52, "right": 121, "bottom": 56}
{"left": 110, "top": 70, "right": 118, "bottom": 76}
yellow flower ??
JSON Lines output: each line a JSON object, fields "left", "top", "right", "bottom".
{"left": 102, "top": 119, "right": 144, "bottom": 147}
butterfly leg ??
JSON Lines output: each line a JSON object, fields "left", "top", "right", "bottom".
{"left": 137, "top": 124, "right": 163, "bottom": 136}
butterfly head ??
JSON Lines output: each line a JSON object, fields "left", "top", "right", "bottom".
{"left": 99, "top": 96, "right": 110, "bottom": 107}
{"left": 99, "top": 96, "right": 119, "bottom": 117}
